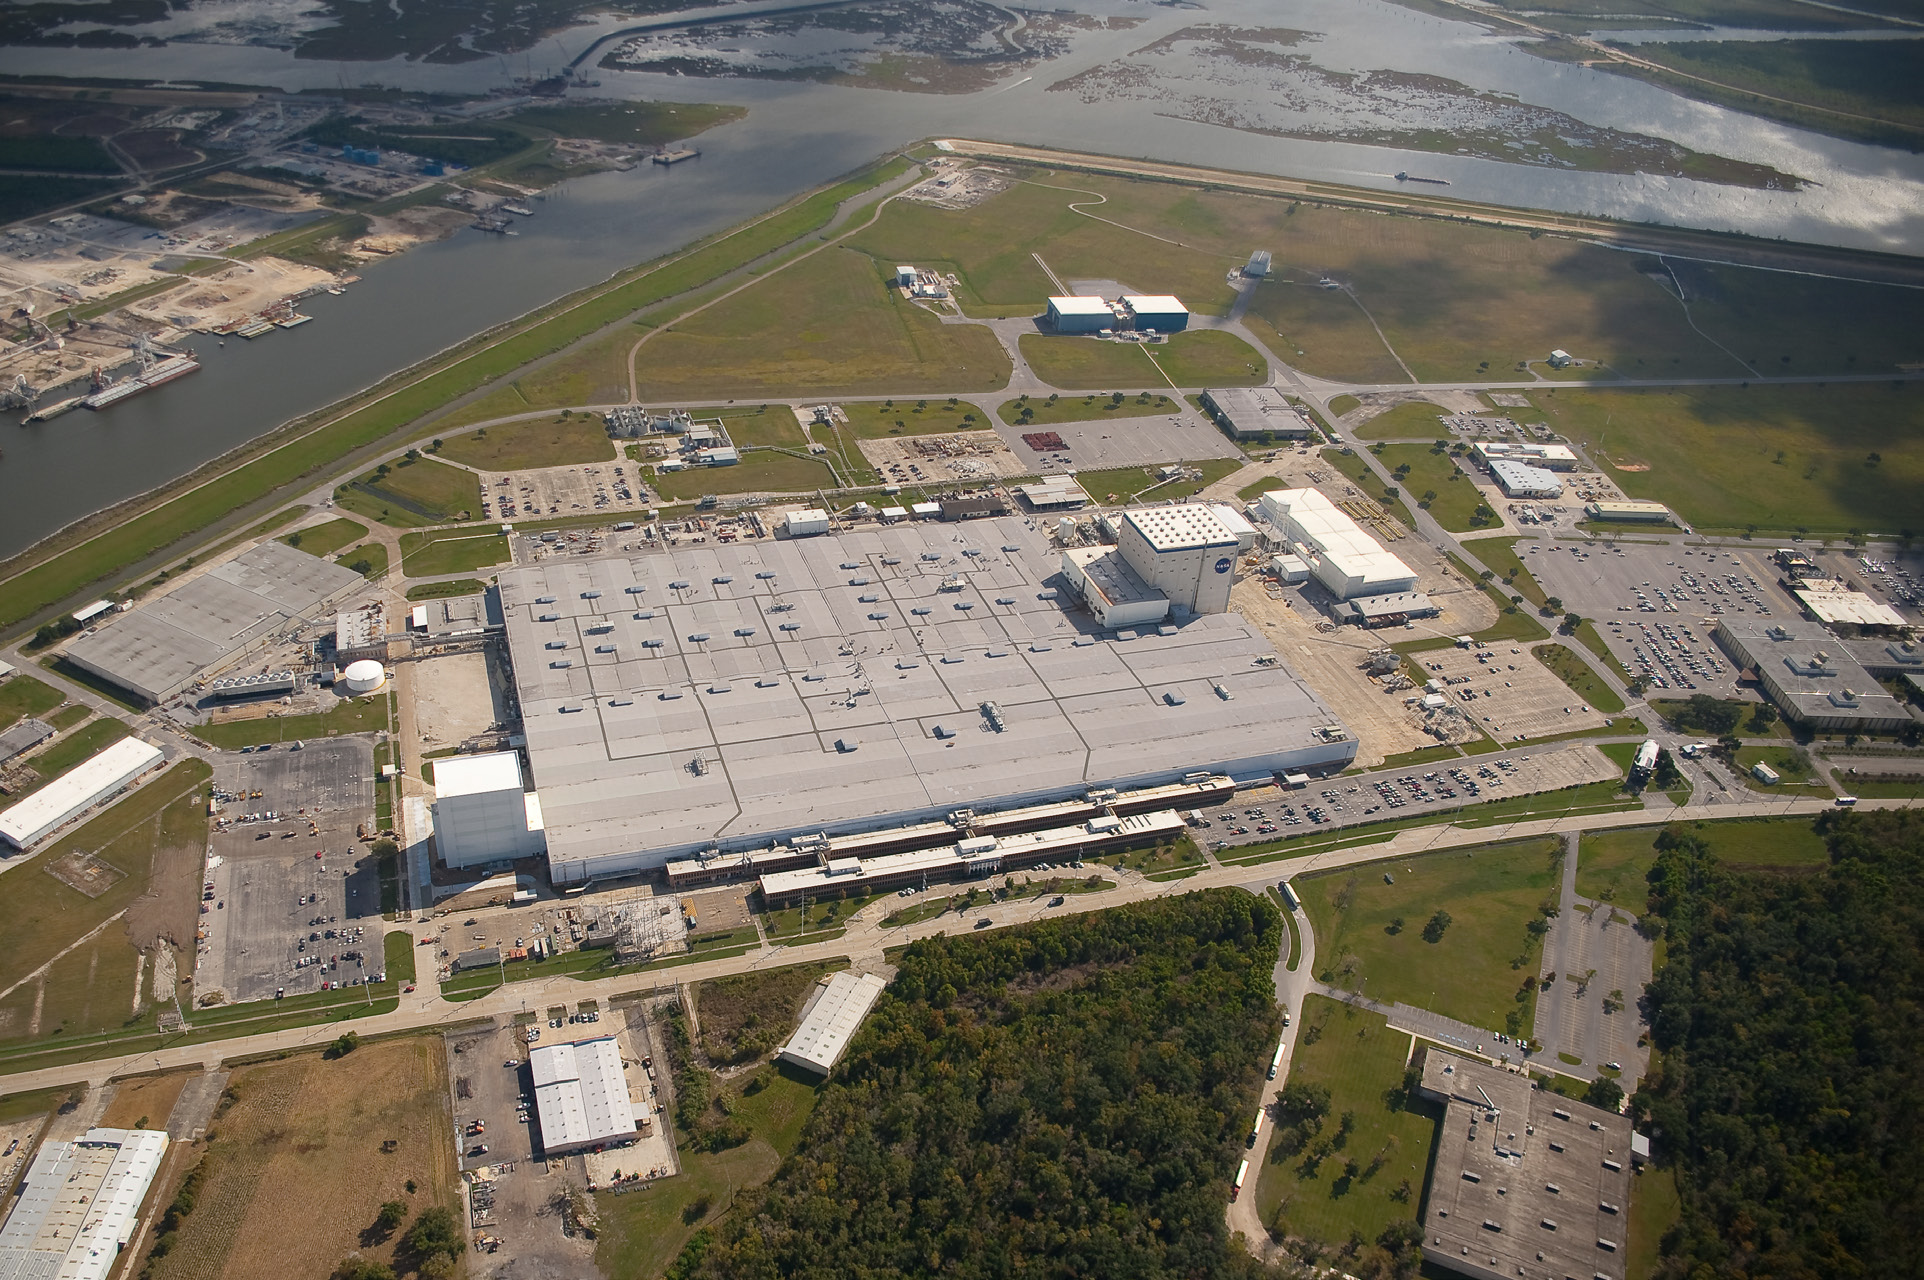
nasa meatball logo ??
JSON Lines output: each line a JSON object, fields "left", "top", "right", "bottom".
{"left": 1214, "top": 556, "right": 1233, "bottom": 574}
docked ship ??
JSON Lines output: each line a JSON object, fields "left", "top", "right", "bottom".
{"left": 82, "top": 355, "right": 200, "bottom": 410}
{"left": 1395, "top": 171, "right": 1450, "bottom": 186}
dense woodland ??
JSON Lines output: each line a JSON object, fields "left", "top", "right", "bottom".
{"left": 680, "top": 890, "right": 1286, "bottom": 1280}
{"left": 1636, "top": 811, "right": 1923, "bottom": 1279}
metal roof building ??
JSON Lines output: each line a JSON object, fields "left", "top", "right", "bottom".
{"left": 530, "top": 1037, "right": 637, "bottom": 1155}
{"left": 433, "top": 751, "right": 545, "bottom": 869}
{"left": 1257, "top": 489, "right": 1418, "bottom": 601}
{"left": 1787, "top": 579, "right": 1907, "bottom": 629}
{"left": 1486, "top": 458, "right": 1563, "bottom": 499}
{"left": 1119, "top": 294, "right": 1188, "bottom": 332}
{"left": 61, "top": 541, "right": 364, "bottom": 705}
{"left": 0, "top": 737, "right": 164, "bottom": 850}
{"left": 1468, "top": 440, "right": 1579, "bottom": 471}
{"left": 1200, "top": 387, "right": 1314, "bottom": 440}
{"left": 0, "top": 717, "right": 55, "bottom": 766}
{"left": 497, "top": 516, "right": 1355, "bottom": 884}
{"left": 779, "top": 971, "right": 889, "bottom": 1075}
{"left": 1046, "top": 296, "right": 1114, "bottom": 333}
{"left": 0, "top": 1127, "right": 168, "bottom": 1280}
{"left": 1585, "top": 500, "right": 1672, "bottom": 524}
{"left": 1714, "top": 617, "right": 1914, "bottom": 733}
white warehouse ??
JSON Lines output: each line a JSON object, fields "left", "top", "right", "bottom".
{"left": 529, "top": 1037, "right": 637, "bottom": 1155}
{"left": 0, "top": 736, "right": 164, "bottom": 850}
{"left": 432, "top": 751, "right": 545, "bottom": 869}
{"left": 1258, "top": 489, "right": 1418, "bottom": 601}
{"left": 780, "top": 971, "right": 890, "bottom": 1075}
{"left": 0, "top": 1127, "right": 168, "bottom": 1280}
{"left": 1062, "top": 504, "right": 1245, "bottom": 628}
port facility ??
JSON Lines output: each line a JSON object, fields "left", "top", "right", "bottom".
{"left": 496, "top": 515, "right": 1355, "bottom": 884}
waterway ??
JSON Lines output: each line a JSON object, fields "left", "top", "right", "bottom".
{"left": 3, "top": 0, "right": 1921, "bottom": 559}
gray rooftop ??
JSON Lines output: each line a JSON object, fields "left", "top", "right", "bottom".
{"left": 498, "top": 516, "right": 1355, "bottom": 882}
{"left": 62, "top": 542, "right": 364, "bottom": 704}
{"left": 1716, "top": 617, "right": 1914, "bottom": 729}
{"left": 1419, "top": 1052, "right": 1636, "bottom": 1280}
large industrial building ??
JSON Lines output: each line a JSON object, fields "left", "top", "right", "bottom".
{"left": 529, "top": 1037, "right": 637, "bottom": 1155}
{"left": 0, "top": 1127, "right": 168, "bottom": 1280}
{"left": 1046, "top": 296, "right": 1114, "bottom": 333}
{"left": 432, "top": 751, "right": 545, "bottom": 869}
{"left": 1418, "top": 1052, "right": 1635, "bottom": 1280}
{"left": 1714, "top": 617, "right": 1914, "bottom": 734}
{"left": 779, "top": 971, "right": 889, "bottom": 1076}
{"left": 0, "top": 736, "right": 164, "bottom": 850}
{"left": 496, "top": 515, "right": 1354, "bottom": 884}
{"left": 1119, "top": 294, "right": 1188, "bottom": 332}
{"left": 1061, "top": 503, "right": 1258, "bottom": 629}
{"left": 1469, "top": 440, "right": 1578, "bottom": 471}
{"left": 1486, "top": 458, "right": 1563, "bottom": 499}
{"left": 1257, "top": 489, "right": 1419, "bottom": 601}
{"left": 1199, "top": 387, "right": 1314, "bottom": 441}
{"left": 61, "top": 541, "right": 364, "bottom": 705}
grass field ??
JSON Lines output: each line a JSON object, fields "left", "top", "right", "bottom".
{"left": 143, "top": 1036, "right": 458, "bottom": 1280}
{"left": 335, "top": 541, "right": 388, "bottom": 580}
{"left": 279, "top": 517, "right": 367, "bottom": 559}
{"left": 0, "top": 674, "right": 64, "bottom": 732}
{"left": 100, "top": 1070, "right": 192, "bottom": 1129}
{"left": 1464, "top": 536, "right": 1548, "bottom": 609}
{"left": 1347, "top": 401, "right": 1448, "bottom": 441}
{"left": 1018, "top": 330, "right": 1265, "bottom": 390}
{"left": 693, "top": 959, "right": 847, "bottom": 1066}
{"left": 1533, "top": 383, "right": 1924, "bottom": 536}
{"left": 509, "top": 100, "right": 747, "bottom": 146}
{"left": 1733, "top": 742, "right": 1833, "bottom": 797}
{"left": 405, "top": 578, "right": 487, "bottom": 601}
{"left": 397, "top": 529, "right": 511, "bottom": 577}
{"left": 678, "top": 403, "right": 811, "bottom": 447}
{"left": 1300, "top": 837, "right": 1563, "bottom": 1031}
{"left": 1627, "top": 1165, "right": 1682, "bottom": 1280}
{"left": 998, "top": 390, "right": 1177, "bottom": 426}
{"left": 1374, "top": 442, "right": 1488, "bottom": 531}
{"left": 1071, "top": 457, "right": 1248, "bottom": 504}
{"left": 594, "top": 1065, "right": 822, "bottom": 1279}
{"left": 436, "top": 412, "right": 613, "bottom": 471}
{"left": 333, "top": 455, "right": 479, "bottom": 528}
{"left": 0, "top": 761, "right": 208, "bottom": 1048}
{"left": 1319, "top": 448, "right": 1417, "bottom": 529}
{"left": 1245, "top": 279, "right": 1410, "bottom": 384}
{"left": 15, "top": 716, "right": 130, "bottom": 793}
{"left": 1576, "top": 817, "right": 1830, "bottom": 914}
{"left": 1534, "top": 643, "right": 1626, "bottom": 713}
{"left": 1603, "top": 38, "right": 1924, "bottom": 144}
{"left": 48, "top": 704, "right": 91, "bottom": 730}
{"left": 648, "top": 451, "right": 836, "bottom": 500}
{"left": 634, "top": 246, "right": 1010, "bottom": 401}
{"left": 195, "top": 693, "right": 390, "bottom": 749}
{"left": 1830, "top": 769, "right": 1924, "bottom": 800}
{"left": 1250, "top": 994, "right": 1439, "bottom": 1249}
{"left": 835, "top": 397, "right": 992, "bottom": 438}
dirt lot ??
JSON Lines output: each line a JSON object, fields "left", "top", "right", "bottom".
{"left": 409, "top": 651, "right": 506, "bottom": 753}
{"left": 143, "top": 1036, "right": 458, "bottom": 1280}
{"left": 1412, "top": 643, "right": 1611, "bottom": 743}
{"left": 858, "top": 430, "right": 1027, "bottom": 484}
{"left": 98, "top": 1070, "right": 192, "bottom": 1129}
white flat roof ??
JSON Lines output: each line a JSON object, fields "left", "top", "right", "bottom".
{"left": 529, "top": 1037, "right": 636, "bottom": 1152}
{"left": 1122, "top": 294, "right": 1186, "bottom": 312}
{"left": 1048, "top": 295, "right": 1112, "bottom": 315}
{"left": 1489, "top": 458, "right": 1562, "bottom": 492}
{"left": 779, "top": 971, "right": 889, "bottom": 1075}
{"left": 1124, "top": 504, "right": 1240, "bottom": 553}
{"left": 1792, "top": 586, "right": 1907, "bottom": 628}
{"left": 433, "top": 750, "right": 525, "bottom": 799}
{"left": 0, "top": 1127, "right": 168, "bottom": 1280}
{"left": 1259, "top": 488, "right": 1416, "bottom": 586}
{"left": 0, "top": 736, "right": 163, "bottom": 849}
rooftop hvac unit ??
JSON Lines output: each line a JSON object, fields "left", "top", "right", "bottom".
{"left": 979, "top": 701, "right": 1006, "bottom": 732}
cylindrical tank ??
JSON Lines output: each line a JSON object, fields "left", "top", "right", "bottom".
{"left": 342, "top": 659, "right": 387, "bottom": 695}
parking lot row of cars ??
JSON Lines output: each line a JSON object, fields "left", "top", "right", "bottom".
{"left": 1611, "top": 618, "right": 1726, "bottom": 692}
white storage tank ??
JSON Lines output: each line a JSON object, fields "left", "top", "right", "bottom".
{"left": 342, "top": 659, "right": 387, "bottom": 695}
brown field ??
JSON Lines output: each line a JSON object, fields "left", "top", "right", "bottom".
{"left": 99, "top": 1070, "right": 192, "bottom": 1130}
{"left": 694, "top": 959, "right": 848, "bottom": 1067}
{"left": 144, "top": 1037, "right": 458, "bottom": 1280}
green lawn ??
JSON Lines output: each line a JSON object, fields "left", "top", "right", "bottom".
{"left": 594, "top": 1066, "right": 822, "bottom": 1279}
{"left": 508, "top": 101, "right": 747, "bottom": 146}
{"left": 648, "top": 452, "right": 836, "bottom": 500}
{"left": 1627, "top": 1164, "right": 1682, "bottom": 1280}
{"left": 1070, "top": 458, "right": 1248, "bottom": 504}
{"left": 1577, "top": 817, "right": 1830, "bottom": 914}
{"left": 405, "top": 578, "right": 487, "bottom": 601}
{"left": 334, "top": 456, "right": 479, "bottom": 528}
{"left": 1534, "top": 643, "right": 1626, "bottom": 713}
{"left": 671, "top": 404, "right": 810, "bottom": 447}
{"left": 1019, "top": 329, "right": 1265, "bottom": 391}
{"left": 1374, "top": 442, "right": 1489, "bottom": 531}
{"left": 635, "top": 246, "right": 1010, "bottom": 401}
{"left": 280, "top": 517, "right": 368, "bottom": 559}
{"left": 1830, "top": 769, "right": 1924, "bottom": 800}
{"left": 835, "top": 397, "right": 992, "bottom": 438}
{"left": 48, "top": 704, "right": 91, "bottom": 731}
{"left": 1347, "top": 401, "right": 1448, "bottom": 441}
{"left": 1300, "top": 837, "right": 1563, "bottom": 1032}
{"left": 1535, "top": 383, "right": 1924, "bottom": 536}
{"left": 0, "top": 674, "right": 64, "bottom": 732}
{"left": 398, "top": 530, "right": 511, "bottom": 577}
{"left": 335, "top": 542, "right": 389, "bottom": 579}
{"left": 195, "top": 693, "right": 390, "bottom": 749}
{"left": 999, "top": 390, "right": 1177, "bottom": 426}
{"left": 1245, "top": 278, "right": 1410, "bottom": 384}
{"left": 1465, "top": 536, "right": 1548, "bottom": 608}
{"left": 437, "top": 414, "right": 613, "bottom": 471}
{"left": 1733, "top": 743, "right": 1832, "bottom": 797}
{"left": 1250, "top": 994, "right": 1440, "bottom": 1249}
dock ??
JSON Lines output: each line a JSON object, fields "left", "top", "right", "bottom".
{"left": 653, "top": 147, "right": 700, "bottom": 166}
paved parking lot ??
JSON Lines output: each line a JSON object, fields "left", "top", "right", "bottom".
{"left": 1413, "top": 644, "right": 1611, "bottom": 741}
{"left": 1526, "top": 538, "right": 1791, "bottom": 696}
{"left": 197, "top": 739, "right": 379, "bottom": 1002}
{"left": 991, "top": 404, "right": 1240, "bottom": 474}
{"left": 1199, "top": 741, "right": 1621, "bottom": 854}
{"left": 477, "top": 459, "right": 645, "bottom": 523}
{"left": 1537, "top": 899, "right": 1652, "bottom": 1083}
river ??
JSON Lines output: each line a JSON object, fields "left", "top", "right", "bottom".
{"left": 3, "top": 0, "right": 1920, "bottom": 559}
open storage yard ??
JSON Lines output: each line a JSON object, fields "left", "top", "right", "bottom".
{"left": 141, "top": 1036, "right": 459, "bottom": 1280}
